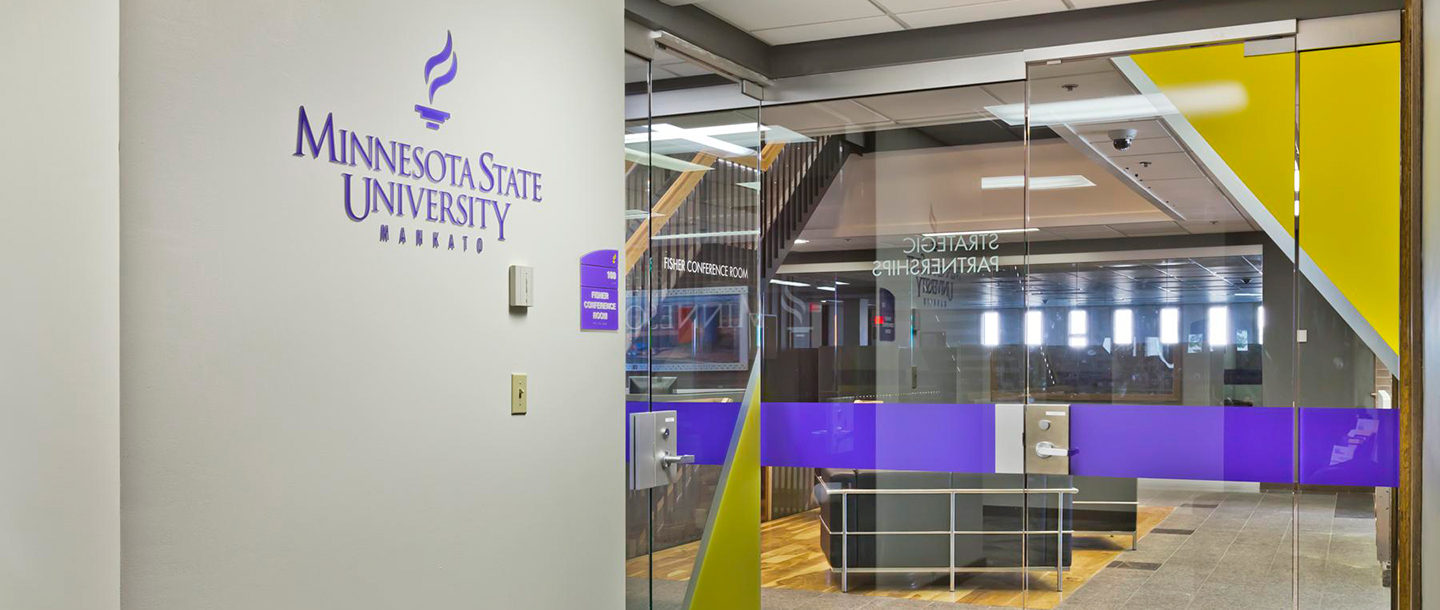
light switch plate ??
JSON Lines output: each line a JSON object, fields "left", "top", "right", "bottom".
{"left": 509, "top": 265, "right": 534, "bottom": 307}
{"left": 511, "top": 373, "right": 527, "bottom": 415}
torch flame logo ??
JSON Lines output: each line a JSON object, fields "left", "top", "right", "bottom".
{"left": 414, "top": 31, "right": 458, "bottom": 130}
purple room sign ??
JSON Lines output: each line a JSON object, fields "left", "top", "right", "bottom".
{"left": 581, "top": 250, "right": 620, "bottom": 331}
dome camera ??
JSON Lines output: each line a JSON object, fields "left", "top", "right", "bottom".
{"left": 1108, "top": 128, "right": 1138, "bottom": 151}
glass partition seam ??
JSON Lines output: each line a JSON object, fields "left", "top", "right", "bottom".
{"left": 1291, "top": 46, "right": 1302, "bottom": 610}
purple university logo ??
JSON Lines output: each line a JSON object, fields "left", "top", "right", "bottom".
{"left": 414, "top": 31, "right": 458, "bottom": 130}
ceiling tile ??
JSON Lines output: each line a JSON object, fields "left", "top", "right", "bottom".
{"left": 982, "top": 82, "right": 1026, "bottom": 105}
{"left": 1044, "top": 225, "right": 1127, "bottom": 239}
{"left": 750, "top": 16, "right": 904, "bottom": 45}
{"left": 697, "top": 0, "right": 884, "bottom": 32}
{"left": 760, "top": 99, "right": 892, "bottom": 133}
{"left": 1069, "top": 0, "right": 1159, "bottom": 8}
{"left": 898, "top": 0, "right": 1069, "bottom": 29}
{"left": 1115, "top": 151, "right": 1201, "bottom": 181}
{"left": 1113, "top": 221, "right": 1184, "bottom": 236}
{"left": 876, "top": 0, "right": 998, "bottom": 13}
{"left": 663, "top": 62, "right": 715, "bottom": 78}
{"left": 1028, "top": 72, "right": 1139, "bottom": 107}
{"left": 854, "top": 87, "right": 1005, "bottom": 123}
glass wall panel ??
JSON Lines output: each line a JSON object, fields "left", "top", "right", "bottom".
{"left": 1024, "top": 41, "right": 1302, "bottom": 609}
{"left": 759, "top": 83, "right": 1035, "bottom": 607}
{"left": 1294, "top": 41, "right": 1401, "bottom": 610}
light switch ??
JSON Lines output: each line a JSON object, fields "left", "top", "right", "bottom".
{"left": 511, "top": 373, "right": 528, "bottom": 415}
{"left": 509, "top": 265, "right": 534, "bottom": 308}
{"left": 1297, "top": 329, "right": 1308, "bottom": 343}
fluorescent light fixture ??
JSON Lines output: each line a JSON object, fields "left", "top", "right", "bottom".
{"left": 793, "top": 239, "right": 810, "bottom": 245}
{"left": 1160, "top": 307, "right": 1180, "bottom": 345}
{"left": 1257, "top": 305, "right": 1265, "bottom": 345}
{"left": 1114, "top": 309, "right": 1134, "bottom": 345}
{"left": 835, "top": 281, "right": 849, "bottom": 285}
{"left": 624, "top": 123, "right": 768, "bottom": 157}
{"left": 981, "top": 311, "right": 1001, "bottom": 347}
{"left": 623, "top": 147, "right": 713, "bottom": 172}
{"left": 624, "top": 209, "right": 664, "bottom": 220}
{"left": 1068, "top": 309, "right": 1088, "bottom": 348}
{"left": 981, "top": 175, "right": 1096, "bottom": 191}
{"left": 1208, "top": 306, "right": 1229, "bottom": 347}
{"left": 923, "top": 227, "right": 1039, "bottom": 238}
{"left": 1025, "top": 310, "right": 1043, "bottom": 346}
{"left": 816, "top": 286, "right": 837, "bottom": 292}
{"left": 736, "top": 181, "right": 760, "bottom": 191}
{"left": 1234, "top": 292, "right": 1261, "bottom": 297}
{"left": 652, "top": 123, "right": 755, "bottom": 156}
{"left": 623, "top": 123, "right": 770, "bottom": 143}
{"left": 984, "top": 83, "right": 1247, "bottom": 126}
{"left": 770, "top": 279, "right": 809, "bottom": 288}
{"left": 652, "top": 229, "right": 759, "bottom": 241}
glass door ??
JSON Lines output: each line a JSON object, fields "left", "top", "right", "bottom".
{"left": 624, "top": 45, "right": 764, "bottom": 610}
{"left": 1020, "top": 37, "right": 1400, "bottom": 610}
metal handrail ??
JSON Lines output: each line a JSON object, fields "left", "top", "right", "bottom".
{"left": 817, "top": 477, "right": 1076, "bottom": 593}
{"left": 827, "top": 486, "right": 1079, "bottom": 496}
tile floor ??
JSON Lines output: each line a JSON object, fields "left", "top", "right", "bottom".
{"left": 627, "top": 489, "right": 1391, "bottom": 610}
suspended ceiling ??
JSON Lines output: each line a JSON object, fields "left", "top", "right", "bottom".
{"left": 667, "top": 0, "right": 1164, "bottom": 45}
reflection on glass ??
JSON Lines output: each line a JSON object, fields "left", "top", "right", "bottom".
{"left": 982, "top": 311, "right": 1001, "bottom": 346}
{"left": 1160, "top": 307, "right": 1180, "bottom": 345}
{"left": 1114, "top": 308, "right": 1134, "bottom": 345}
{"left": 1026, "top": 310, "right": 1044, "bottom": 346}
{"left": 1208, "top": 305, "right": 1230, "bottom": 347}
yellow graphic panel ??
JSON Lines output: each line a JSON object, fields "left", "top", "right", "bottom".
{"left": 686, "top": 369, "right": 760, "bottom": 610}
{"left": 1299, "top": 43, "right": 1400, "bottom": 353}
{"left": 1132, "top": 44, "right": 1296, "bottom": 236}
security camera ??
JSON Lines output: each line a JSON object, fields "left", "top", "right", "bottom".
{"left": 1108, "top": 128, "right": 1138, "bottom": 151}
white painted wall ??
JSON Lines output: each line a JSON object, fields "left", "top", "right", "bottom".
{"left": 119, "top": 1, "right": 623, "bottom": 608}
{"left": 1, "top": 2, "right": 121, "bottom": 610}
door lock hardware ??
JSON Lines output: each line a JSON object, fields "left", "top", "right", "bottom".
{"left": 659, "top": 451, "right": 695, "bottom": 468}
{"left": 1035, "top": 441, "right": 1073, "bottom": 459}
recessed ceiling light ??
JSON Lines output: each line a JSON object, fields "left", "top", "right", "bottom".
{"left": 981, "top": 175, "right": 1096, "bottom": 190}
{"left": 793, "top": 239, "right": 810, "bottom": 245}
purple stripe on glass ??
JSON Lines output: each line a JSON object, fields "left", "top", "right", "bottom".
{"left": 625, "top": 401, "right": 743, "bottom": 466}
{"left": 1069, "top": 404, "right": 1294, "bottom": 483}
{"left": 759, "top": 402, "right": 994, "bottom": 473}
{"left": 1300, "top": 408, "right": 1399, "bottom": 487}
{"left": 622, "top": 401, "right": 1400, "bottom": 487}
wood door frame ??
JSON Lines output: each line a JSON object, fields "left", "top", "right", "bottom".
{"left": 1399, "top": 2, "right": 1423, "bottom": 608}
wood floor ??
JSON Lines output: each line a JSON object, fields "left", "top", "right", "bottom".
{"left": 626, "top": 505, "right": 1173, "bottom": 609}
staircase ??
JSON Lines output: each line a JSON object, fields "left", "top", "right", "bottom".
{"left": 760, "top": 135, "right": 855, "bottom": 279}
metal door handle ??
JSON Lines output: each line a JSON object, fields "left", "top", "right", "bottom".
{"left": 1035, "top": 441, "right": 1073, "bottom": 458}
{"left": 660, "top": 451, "right": 695, "bottom": 468}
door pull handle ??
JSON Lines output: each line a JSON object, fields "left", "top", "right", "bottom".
{"left": 1035, "top": 441, "right": 1074, "bottom": 459}
{"left": 659, "top": 451, "right": 695, "bottom": 468}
